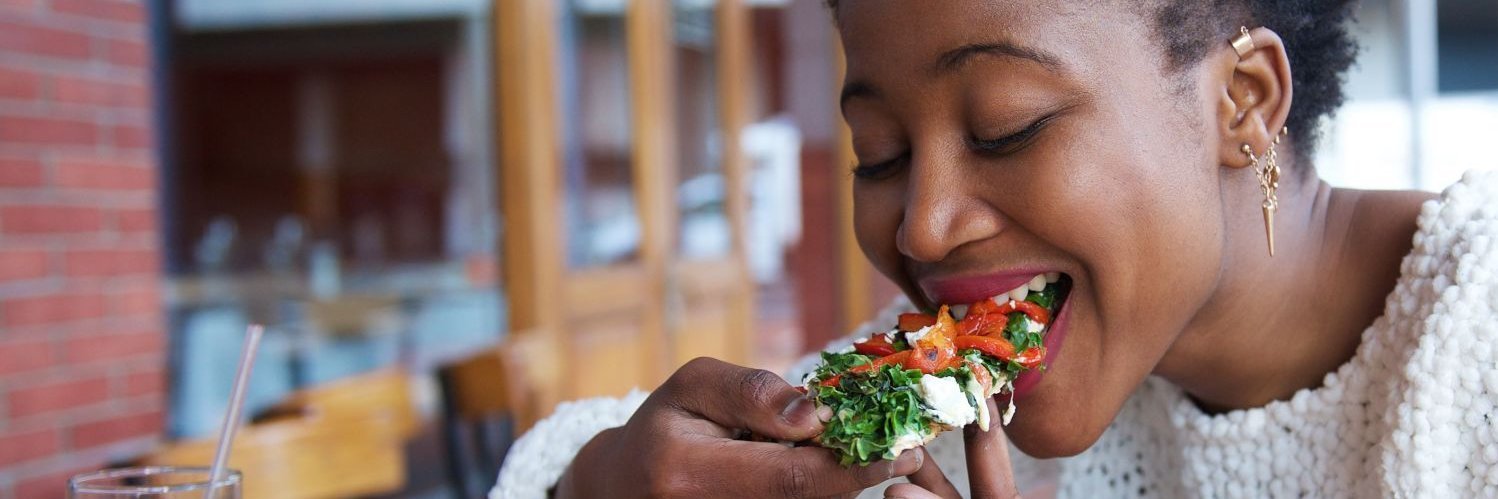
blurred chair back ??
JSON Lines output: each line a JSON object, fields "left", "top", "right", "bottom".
{"left": 438, "top": 331, "right": 560, "bottom": 498}
{"left": 266, "top": 368, "right": 420, "bottom": 439}
{"left": 144, "top": 369, "right": 418, "bottom": 498}
{"left": 141, "top": 411, "right": 406, "bottom": 498}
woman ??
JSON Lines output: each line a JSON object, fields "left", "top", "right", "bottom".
{"left": 496, "top": 1, "right": 1498, "bottom": 497}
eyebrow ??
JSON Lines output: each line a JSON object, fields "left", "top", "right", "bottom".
{"left": 933, "top": 42, "right": 1062, "bottom": 75}
{"left": 839, "top": 41, "right": 1063, "bottom": 110}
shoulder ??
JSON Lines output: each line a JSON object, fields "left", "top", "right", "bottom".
{"left": 1408, "top": 171, "right": 1498, "bottom": 288}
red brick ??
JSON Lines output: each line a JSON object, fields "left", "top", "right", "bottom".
{"left": 70, "top": 409, "right": 161, "bottom": 449}
{"left": 50, "top": 0, "right": 144, "bottom": 23}
{"left": 110, "top": 284, "right": 159, "bottom": 316}
{"left": 0, "top": 65, "right": 43, "bottom": 100}
{"left": 122, "top": 366, "right": 162, "bottom": 397}
{"left": 110, "top": 124, "right": 150, "bottom": 149}
{"left": 103, "top": 38, "right": 146, "bottom": 67}
{"left": 63, "top": 248, "right": 156, "bottom": 277}
{"left": 0, "top": 116, "right": 97, "bottom": 146}
{"left": 52, "top": 76, "right": 148, "bottom": 108}
{"left": 114, "top": 207, "right": 154, "bottom": 232}
{"left": 0, "top": 0, "right": 39, "bottom": 11}
{"left": 1, "top": 290, "right": 106, "bottom": 327}
{"left": 6, "top": 375, "right": 110, "bottom": 417}
{"left": 0, "top": 428, "right": 61, "bottom": 466}
{"left": 0, "top": 157, "right": 45, "bottom": 187}
{"left": 0, "top": 20, "right": 91, "bottom": 59}
{"left": 0, "top": 204, "right": 105, "bottom": 234}
{"left": 54, "top": 157, "right": 153, "bottom": 190}
{"left": 63, "top": 328, "right": 161, "bottom": 363}
{"left": 0, "top": 247, "right": 48, "bottom": 280}
{"left": 0, "top": 336, "right": 54, "bottom": 375}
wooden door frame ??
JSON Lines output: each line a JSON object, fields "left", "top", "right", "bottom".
{"left": 497, "top": 0, "right": 757, "bottom": 406}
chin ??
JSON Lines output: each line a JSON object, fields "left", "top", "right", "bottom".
{"left": 1001, "top": 398, "right": 1111, "bottom": 459}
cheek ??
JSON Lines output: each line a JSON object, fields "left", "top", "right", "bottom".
{"left": 1030, "top": 102, "right": 1223, "bottom": 337}
{"left": 852, "top": 185, "right": 905, "bottom": 282}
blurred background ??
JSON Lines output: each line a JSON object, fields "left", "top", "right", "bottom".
{"left": 0, "top": 0, "right": 1493, "bottom": 497}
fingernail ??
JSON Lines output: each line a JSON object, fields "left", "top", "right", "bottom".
{"left": 891, "top": 448, "right": 922, "bottom": 476}
{"left": 780, "top": 396, "right": 817, "bottom": 425}
{"left": 815, "top": 405, "right": 834, "bottom": 423}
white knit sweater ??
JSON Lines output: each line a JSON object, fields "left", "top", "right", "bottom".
{"left": 493, "top": 171, "right": 1498, "bottom": 498}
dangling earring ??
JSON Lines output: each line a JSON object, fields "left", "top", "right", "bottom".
{"left": 1241, "top": 127, "right": 1287, "bottom": 256}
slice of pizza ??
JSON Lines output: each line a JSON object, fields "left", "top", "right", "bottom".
{"left": 803, "top": 273, "right": 1068, "bottom": 466}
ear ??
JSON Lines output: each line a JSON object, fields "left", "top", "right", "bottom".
{"left": 1214, "top": 27, "right": 1293, "bottom": 169}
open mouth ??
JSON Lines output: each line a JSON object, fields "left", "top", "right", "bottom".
{"left": 945, "top": 272, "right": 1074, "bottom": 370}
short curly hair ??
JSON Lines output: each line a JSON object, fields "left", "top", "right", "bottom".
{"left": 824, "top": 0, "right": 1361, "bottom": 160}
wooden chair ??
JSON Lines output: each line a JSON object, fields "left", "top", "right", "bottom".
{"left": 142, "top": 411, "right": 406, "bottom": 498}
{"left": 146, "top": 369, "right": 420, "bottom": 499}
{"left": 260, "top": 368, "right": 420, "bottom": 439}
{"left": 438, "top": 332, "right": 561, "bottom": 498}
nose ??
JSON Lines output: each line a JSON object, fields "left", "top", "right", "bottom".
{"left": 894, "top": 152, "right": 1005, "bottom": 263}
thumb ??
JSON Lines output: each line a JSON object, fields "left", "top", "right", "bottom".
{"left": 904, "top": 447, "right": 962, "bottom": 499}
{"left": 964, "top": 397, "right": 1020, "bottom": 499}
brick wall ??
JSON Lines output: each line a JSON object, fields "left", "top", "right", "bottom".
{"left": 0, "top": 0, "right": 162, "bottom": 498}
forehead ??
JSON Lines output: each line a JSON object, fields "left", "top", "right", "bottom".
{"left": 836, "top": 1, "right": 1146, "bottom": 88}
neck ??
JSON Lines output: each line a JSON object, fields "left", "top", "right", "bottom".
{"left": 1156, "top": 163, "right": 1417, "bottom": 413}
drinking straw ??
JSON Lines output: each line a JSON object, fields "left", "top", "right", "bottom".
{"left": 206, "top": 324, "right": 264, "bottom": 498}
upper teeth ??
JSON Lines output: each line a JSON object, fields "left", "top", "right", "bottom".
{"left": 986, "top": 274, "right": 1059, "bottom": 305}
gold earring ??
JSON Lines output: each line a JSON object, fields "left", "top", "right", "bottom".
{"left": 1231, "top": 26, "right": 1255, "bottom": 59}
{"left": 1241, "top": 127, "right": 1287, "bottom": 256}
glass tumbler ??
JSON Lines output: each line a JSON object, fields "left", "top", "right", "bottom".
{"left": 69, "top": 466, "right": 241, "bottom": 498}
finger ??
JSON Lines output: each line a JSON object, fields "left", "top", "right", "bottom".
{"left": 883, "top": 484, "right": 943, "bottom": 499}
{"left": 688, "top": 440, "right": 923, "bottom": 498}
{"left": 663, "top": 357, "right": 826, "bottom": 441}
{"left": 906, "top": 447, "right": 962, "bottom": 499}
{"left": 965, "top": 397, "right": 1020, "bottom": 499}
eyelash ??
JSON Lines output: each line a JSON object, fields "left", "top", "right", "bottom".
{"left": 970, "top": 114, "right": 1054, "bottom": 155}
{"left": 850, "top": 154, "right": 906, "bottom": 180}
{"left": 850, "top": 114, "right": 1056, "bottom": 181}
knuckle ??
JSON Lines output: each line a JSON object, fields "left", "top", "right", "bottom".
{"left": 666, "top": 357, "right": 719, "bottom": 391}
{"left": 737, "top": 368, "right": 787, "bottom": 407}
{"left": 853, "top": 462, "right": 893, "bottom": 488}
{"left": 776, "top": 463, "right": 814, "bottom": 499}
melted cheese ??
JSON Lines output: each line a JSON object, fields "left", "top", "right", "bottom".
{"left": 917, "top": 374, "right": 976, "bottom": 427}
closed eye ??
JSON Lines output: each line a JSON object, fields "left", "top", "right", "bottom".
{"left": 970, "top": 114, "right": 1055, "bottom": 156}
{"left": 851, "top": 153, "right": 908, "bottom": 181}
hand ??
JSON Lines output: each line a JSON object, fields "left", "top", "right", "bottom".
{"left": 883, "top": 398, "right": 1021, "bottom": 499}
{"left": 555, "top": 357, "right": 924, "bottom": 498}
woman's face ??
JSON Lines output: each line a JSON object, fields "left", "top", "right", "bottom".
{"left": 842, "top": 1, "right": 1230, "bottom": 456}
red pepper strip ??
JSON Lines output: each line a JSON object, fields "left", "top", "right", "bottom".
{"left": 967, "top": 298, "right": 1004, "bottom": 317}
{"left": 904, "top": 306, "right": 960, "bottom": 373}
{"left": 897, "top": 313, "right": 937, "bottom": 332}
{"left": 956, "top": 312, "right": 1005, "bottom": 337}
{"left": 1014, "top": 347, "right": 1046, "bottom": 369}
{"left": 852, "top": 334, "right": 898, "bottom": 357}
{"left": 818, "top": 350, "right": 913, "bottom": 387}
{"left": 953, "top": 335, "right": 1018, "bottom": 362}
{"left": 993, "top": 299, "right": 1050, "bottom": 325}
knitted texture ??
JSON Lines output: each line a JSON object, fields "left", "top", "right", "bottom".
{"left": 493, "top": 171, "right": 1498, "bottom": 498}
